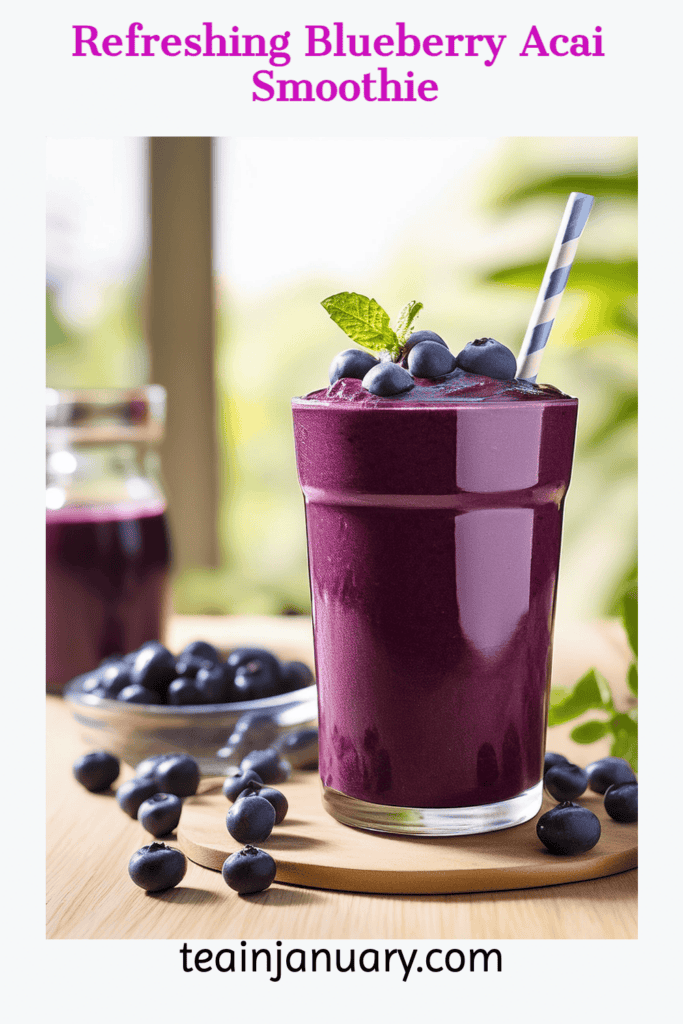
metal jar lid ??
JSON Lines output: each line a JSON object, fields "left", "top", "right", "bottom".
{"left": 46, "top": 386, "right": 166, "bottom": 444}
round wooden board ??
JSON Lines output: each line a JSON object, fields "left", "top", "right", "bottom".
{"left": 178, "top": 773, "right": 637, "bottom": 895}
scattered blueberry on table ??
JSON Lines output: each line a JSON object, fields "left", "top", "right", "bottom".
{"left": 149, "top": 753, "right": 201, "bottom": 798}
{"left": 222, "top": 768, "right": 264, "bottom": 802}
{"left": 536, "top": 801, "right": 602, "bottom": 855}
{"left": 543, "top": 751, "right": 569, "bottom": 774}
{"left": 274, "top": 726, "right": 319, "bottom": 769}
{"left": 138, "top": 793, "right": 183, "bottom": 837}
{"left": 237, "top": 782, "right": 289, "bottom": 825}
{"left": 543, "top": 763, "right": 589, "bottom": 802}
{"left": 116, "top": 776, "right": 162, "bottom": 818}
{"left": 604, "top": 781, "right": 638, "bottom": 823}
{"left": 240, "top": 748, "right": 291, "bottom": 785}
{"left": 226, "top": 794, "right": 276, "bottom": 844}
{"left": 538, "top": 751, "right": 636, "bottom": 855}
{"left": 222, "top": 845, "right": 277, "bottom": 894}
{"left": 128, "top": 842, "right": 187, "bottom": 892}
{"left": 217, "top": 711, "right": 281, "bottom": 763}
{"left": 586, "top": 756, "right": 637, "bottom": 794}
{"left": 72, "top": 751, "right": 120, "bottom": 792}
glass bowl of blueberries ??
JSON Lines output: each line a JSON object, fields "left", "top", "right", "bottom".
{"left": 63, "top": 640, "right": 318, "bottom": 774}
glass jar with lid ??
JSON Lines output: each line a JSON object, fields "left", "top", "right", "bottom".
{"left": 46, "top": 387, "right": 172, "bottom": 693}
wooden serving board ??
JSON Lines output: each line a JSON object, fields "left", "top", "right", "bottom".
{"left": 178, "top": 773, "right": 637, "bottom": 895}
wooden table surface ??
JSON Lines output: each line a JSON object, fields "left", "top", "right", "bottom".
{"left": 47, "top": 615, "right": 637, "bottom": 940}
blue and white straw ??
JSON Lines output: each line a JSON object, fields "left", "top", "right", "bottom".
{"left": 516, "top": 192, "right": 594, "bottom": 381}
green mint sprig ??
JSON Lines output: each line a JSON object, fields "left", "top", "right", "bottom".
{"left": 321, "top": 292, "right": 423, "bottom": 361}
{"left": 548, "top": 588, "right": 638, "bottom": 772}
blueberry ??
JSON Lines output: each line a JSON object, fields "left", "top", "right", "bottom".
{"left": 138, "top": 792, "right": 183, "bottom": 837}
{"left": 240, "top": 748, "right": 291, "bottom": 785}
{"left": 586, "top": 756, "right": 637, "bottom": 794}
{"left": 238, "top": 782, "right": 288, "bottom": 825}
{"left": 72, "top": 751, "right": 120, "bottom": 792}
{"left": 98, "top": 661, "right": 133, "bottom": 696}
{"left": 174, "top": 654, "right": 214, "bottom": 679}
{"left": 234, "top": 659, "right": 280, "bottom": 701}
{"left": 223, "top": 768, "right": 264, "bottom": 802}
{"left": 99, "top": 653, "right": 125, "bottom": 668}
{"left": 403, "top": 330, "right": 448, "bottom": 354}
{"left": 222, "top": 845, "right": 276, "bottom": 894}
{"left": 544, "top": 751, "right": 570, "bottom": 774}
{"left": 536, "top": 801, "right": 601, "bottom": 855}
{"left": 329, "top": 348, "right": 380, "bottom": 384}
{"left": 128, "top": 842, "right": 187, "bottom": 892}
{"left": 362, "top": 361, "right": 414, "bottom": 397}
{"left": 217, "top": 712, "right": 281, "bottom": 763}
{"left": 167, "top": 677, "right": 203, "bottom": 705}
{"left": 544, "top": 763, "right": 588, "bottom": 802}
{"left": 279, "top": 660, "right": 315, "bottom": 694}
{"left": 117, "top": 683, "right": 161, "bottom": 704}
{"left": 80, "top": 672, "right": 104, "bottom": 694}
{"left": 275, "top": 728, "right": 319, "bottom": 769}
{"left": 129, "top": 641, "right": 177, "bottom": 696}
{"left": 454, "top": 338, "right": 517, "bottom": 380}
{"left": 135, "top": 753, "right": 170, "bottom": 778}
{"left": 226, "top": 794, "right": 276, "bottom": 843}
{"left": 152, "top": 753, "right": 201, "bottom": 797}
{"left": 179, "top": 640, "right": 222, "bottom": 665}
{"left": 604, "top": 782, "right": 638, "bottom": 823}
{"left": 227, "top": 647, "right": 282, "bottom": 684}
{"left": 194, "top": 663, "right": 235, "bottom": 703}
{"left": 407, "top": 341, "right": 456, "bottom": 379}
{"left": 116, "top": 776, "right": 162, "bottom": 818}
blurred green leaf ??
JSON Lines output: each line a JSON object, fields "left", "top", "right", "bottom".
{"left": 46, "top": 290, "right": 74, "bottom": 350}
{"left": 627, "top": 663, "right": 638, "bottom": 696}
{"left": 571, "top": 720, "right": 610, "bottom": 743}
{"left": 609, "top": 713, "right": 638, "bottom": 772}
{"left": 486, "top": 259, "right": 637, "bottom": 297}
{"left": 622, "top": 590, "right": 638, "bottom": 657}
{"left": 495, "top": 170, "right": 637, "bottom": 207}
{"left": 548, "top": 669, "right": 614, "bottom": 725}
{"left": 582, "top": 393, "right": 638, "bottom": 450}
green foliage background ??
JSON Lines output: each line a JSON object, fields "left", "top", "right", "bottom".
{"left": 47, "top": 137, "right": 637, "bottom": 623}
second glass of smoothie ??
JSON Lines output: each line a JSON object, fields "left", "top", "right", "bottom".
{"left": 292, "top": 371, "right": 577, "bottom": 835}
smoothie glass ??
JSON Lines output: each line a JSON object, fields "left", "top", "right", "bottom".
{"left": 46, "top": 387, "right": 171, "bottom": 693}
{"left": 292, "top": 383, "right": 577, "bottom": 835}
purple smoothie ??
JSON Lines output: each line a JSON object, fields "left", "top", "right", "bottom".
{"left": 292, "top": 369, "right": 577, "bottom": 817}
{"left": 46, "top": 501, "right": 171, "bottom": 692}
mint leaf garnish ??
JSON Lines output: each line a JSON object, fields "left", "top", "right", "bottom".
{"left": 395, "top": 300, "right": 423, "bottom": 344}
{"left": 321, "top": 292, "right": 400, "bottom": 358}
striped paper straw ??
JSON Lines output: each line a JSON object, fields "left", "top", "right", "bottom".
{"left": 516, "top": 192, "right": 594, "bottom": 381}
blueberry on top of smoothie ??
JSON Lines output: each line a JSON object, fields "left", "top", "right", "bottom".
{"left": 454, "top": 338, "right": 517, "bottom": 380}
{"left": 329, "top": 348, "right": 379, "bottom": 384}
{"left": 321, "top": 291, "right": 519, "bottom": 395}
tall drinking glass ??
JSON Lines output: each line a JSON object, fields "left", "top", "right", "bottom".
{"left": 292, "top": 388, "right": 577, "bottom": 835}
